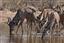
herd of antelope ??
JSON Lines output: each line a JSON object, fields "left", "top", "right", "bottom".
{"left": 6, "top": 5, "right": 64, "bottom": 40}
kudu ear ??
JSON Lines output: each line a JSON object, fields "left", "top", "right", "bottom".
{"left": 7, "top": 17, "right": 11, "bottom": 24}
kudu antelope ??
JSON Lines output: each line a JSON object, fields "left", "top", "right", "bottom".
{"left": 39, "top": 8, "right": 60, "bottom": 38}
{"left": 8, "top": 6, "right": 42, "bottom": 40}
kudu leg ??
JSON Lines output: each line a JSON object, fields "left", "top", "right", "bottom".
{"left": 41, "top": 20, "right": 51, "bottom": 39}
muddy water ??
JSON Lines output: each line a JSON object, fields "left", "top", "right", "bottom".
{"left": 0, "top": 23, "right": 43, "bottom": 43}
{"left": 0, "top": 23, "right": 9, "bottom": 43}
{"left": 0, "top": 23, "right": 64, "bottom": 43}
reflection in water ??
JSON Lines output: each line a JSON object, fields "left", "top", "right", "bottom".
{"left": 0, "top": 33, "right": 43, "bottom": 43}
{"left": 0, "top": 23, "right": 43, "bottom": 43}
{"left": 0, "top": 35, "right": 18, "bottom": 43}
